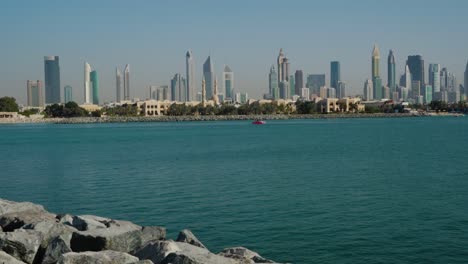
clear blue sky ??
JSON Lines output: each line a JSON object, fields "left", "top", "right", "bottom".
{"left": 1, "top": 0, "right": 467, "bottom": 104}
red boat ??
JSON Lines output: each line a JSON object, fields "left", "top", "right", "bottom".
{"left": 252, "top": 120, "right": 266, "bottom": 125}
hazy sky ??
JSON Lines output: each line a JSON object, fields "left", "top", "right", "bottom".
{"left": 1, "top": 0, "right": 467, "bottom": 104}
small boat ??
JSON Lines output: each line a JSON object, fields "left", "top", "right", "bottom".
{"left": 252, "top": 120, "right": 266, "bottom": 125}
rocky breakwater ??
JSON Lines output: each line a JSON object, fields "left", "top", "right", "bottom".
{"left": 0, "top": 199, "right": 285, "bottom": 264}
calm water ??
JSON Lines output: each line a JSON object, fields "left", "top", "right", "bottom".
{"left": 1, "top": 118, "right": 468, "bottom": 263}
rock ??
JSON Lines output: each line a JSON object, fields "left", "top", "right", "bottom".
{"left": 134, "top": 240, "right": 243, "bottom": 264}
{"left": 22, "top": 221, "right": 76, "bottom": 247}
{"left": 0, "top": 199, "right": 56, "bottom": 232}
{"left": 219, "top": 247, "right": 276, "bottom": 263}
{"left": 41, "top": 236, "right": 72, "bottom": 264}
{"left": 0, "top": 250, "right": 27, "bottom": 263}
{"left": 57, "top": 250, "right": 141, "bottom": 264}
{"left": 175, "top": 229, "right": 206, "bottom": 249}
{"left": 141, "top": 226, "right": 166, "bottom": 245}
{"left": 0, "top": 229, "right": 43, "bottom": 264}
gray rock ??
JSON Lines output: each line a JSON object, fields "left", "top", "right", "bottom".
{"left": 0, "top": 250, "right": 27, "bottom": 264}
{"left": 57, "top": 250, "right": 141, "bottom": 264}
{"left": 0, "top": 229, "right": 43, "bottom": 264}
{"left": 219, "top": 247, "right": 276, "bottom": 263}
{"left": 22, "top": 221, "right": 76, "bottom": 247}
{"left": 175, "top": 229, "right": 206, "bottom": 249}
{"left": 41, "top": 236, "right": 72, "bottom": 264}
{"left": 134, "top": 240, "right": 243, "bottom": 264}
{"left": 141, "top": 226, "right": 166, "bottom": 245}
{"left": 0, "top": 199, "right": 56, "bottom": 232}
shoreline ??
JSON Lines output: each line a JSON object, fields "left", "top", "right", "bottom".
{"left": 0, "top": 112, "right": 463, "bottom": 125}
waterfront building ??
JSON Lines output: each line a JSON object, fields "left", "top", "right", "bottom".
{"left": 400, "top": 87, "right": 409, "bottom": 101}
{"left": 27, "top": 80, "right": 43, "bottom": 107}
{"left": 84, "top": 62, "right": 92, "bottom": 104}
{"left": 373, "top": 77, "right": 383, "bottom": 100}
{"left": 407, "top": 55, "right": 425, "bottom": 87}
{"left": 235, "top": 92, "right": 248, "bottom": 104}
{"left": 64, "top": 85, "right": 72, "bottom": 103}
{"left": 223, "top": 65, "right": 234, "bottom": 100}
{"left": 295, "top": 70, "right": 303, "bottom": 96}
{"left": 387, "top": 50, "right": 396, "bottom": 94}
{"left": 116, "top": 68, "right": 122, "bottom": 102}
{"left": 171, "top": 73, "right": 186, "bottom": 102}
{"left": 337, "top": 81, "right": 346, "bottom": 99}
{"left": 429, "top": 64, "right": 441, "bottom": 100}
{"left": 90, "top": 70, "right": 99, "bottom": 105}
{"left": 269, "top": 65, "right": 279, "bottom": 100}
{"left": 301, "top": 88, "right": 310, "bottom": 100}
{"left": 363, "top": 79, "right": 373, "bottom": 101}
{"left": 44, "top": 56, "right": 61, "bottom": 104}
{"left": 306, "top": 74, "right": 326, "bottom": 95}
{"left": 424, "top": 85, "right": 433, "bottom": 104}
{"left": 186, "top": 50, "right": 195, "bottom": 102}
{"left": 124, "top": 64, "right": 130, "bottom": 100}
{"left": 412, "top": 80, "right": 421, "bottom": 98}
{"left": 289, "top": 75, "right": 295, "bottom": 98}
{"left": 279, "top": 81, "right": 290, "bottom": 99}
{"left": 372, "top": 45, "right": 383, "bottom": 99}
{"left": 465, "top": 61, "right": 468, "bottom": 99}
{"left": 330, "top": 61, "right": 341, "bottom": 90}
{"left": 277, "top": 49, "right": 290, "bottom": 82}
{"left": 203, "top": 56, "right": 215, "bottom": 99}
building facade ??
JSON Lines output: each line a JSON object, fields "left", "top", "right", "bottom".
{"left": 387, "top": 50, "right": 396, "bottom": 94}
{"left": 124, "top": 64, "right": 130, "bottom": 100}
{"left": 337, "top": 81, "right": 346, "bottom": 99}
{"left": 116, "top": 68, "right": 122, "bottom": 103}
{"left": 44, "top": 56, "right": 61, "bottom": 104}
{"left": 269, "top": 65, "right": 279, "bottom": 100}
{"left": 223, "top": 65, "right": 234, "bottom": 100}
{"left": 306, "top": 74, "right": 326, "bottom": 95}
{"left": 429, "top": 64, "right": 441, "bottom": 100}
{"left": 203, "top": 56, "right": 215, "bottom": 100}
{"left": 90, "top": 70, "right": 99, "bottom": 105}
{"left": 64, "top": 85, "right": 72, "bottom": 103}
{"left": 171, "top": 73, "right": 186, "bottom": 102}
{"left": 330, "top": 61, "right": 341, "bottom": 90}
{"left": 84, "top": 62, "right": 92, "bottom": 104}
{"left": 372, "top": 45, "right": 382, "bottom": 99}
{"left": 295, "top": 70, "right": 303, "bottom": 96}
{"left": 186, "top": 50, "right": 195, "bottom": 101}
{"left": 364, "top": 79, "right": 373, "bottom": 101}
{"left": 27, "top": 80, "right": 43, "bottom": 107}
{"left": 407, "top": 55, "right": 425, "bottom": 91}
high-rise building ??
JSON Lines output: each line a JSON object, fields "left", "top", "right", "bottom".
{"left": 301, "top": 88, "right": 310, "bottom": 100}
{"left": 171, "top": 73, "right": 186, "bottom": 101}
{"left": 27, "top": 80, "right": 43, "bottom": 107}
{"left": 330, "top": 61, "right": 341, "bottom": 89}
{"left": 64, "top": 85, "right": 72, "bottom": 103}
{"left": 116, "top": 68, "right": 122, "bottom": 102}
{"left": 372, "top": 45, "right": 382, "bottom": 99}
{"left": 90, "top": 70, "right": 99, "bottom": 105}
{"left": 429, "top": 64, "right": 441, "bottom": 100}
{"left": 412, "top": 80, "right": 421, "bottom": 98}
{"left": 387, "top": 50, "right": 396, "bottom": 93}
{"left": 203, "top": 56, "right": 215, "bottom": 99}
{"left": 337, "top": 81, "right": 346, "bottom": 98}
{"left": 465, "top": 61, "right": 468, "bottom": 100}
{"left": 295, "top": 70, "right": 303, "bottom": 96}
{"left": 223, "top": 65, "right": 233, "bottom": 100}
{"left": 124, "top": 64, "right": 130, "bottom": 100}
{"left": 289, "top": 75, "right": 295, "bottom": 98}
{"left": 186, "top": 50, "right": 195, "bottom": 101}
{"left": 44, "top": 56, "right": 61, "bottom": 104}
{"left": 364, "top": 79, "right": 373, "bottom": 101}
{"left": 306, "top": 74, "right": 326, "bottom": 95}
{"left": 277, "top": 49, "right": 290, "bottom": 83}
{"left": 269, "top": 65, "right": 279, "bottom": 100}
{"left": 279, "top": 81, "right": 290, "bottom": 99}
{"left": 407, "top": 55, "right": 425, "bottom": 88}
{"left": 424, "top": 85, "right": 433, "bottom": 103}
{"left": 404, "top": 65, "right": 412, "bottom": 91}
{"left": 84, "top": 62, "right": 92, "bottom": 104}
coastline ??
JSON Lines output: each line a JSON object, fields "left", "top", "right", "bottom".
{"left": 0, "top": 112, "right": 463, "bottom": 125}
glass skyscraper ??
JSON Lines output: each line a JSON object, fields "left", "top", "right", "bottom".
{"left": 27, "top": 80, "right": 43, "bottom": 107}
{"left": 223, "top": 65, "right": 233, "bottom": 100}
{"left": 294, "top": 70, "right": 303, "bottom": 96}
{"left": 90, "top": 70, "right": 99, "bottom": 105}
{"left": 203, "top": 56, "right": 214, "bottom": 99}
{"left": 269, "top": 65, "right": 279, "bottom": 100}
{"left": 407, "top": 55, "right": 425, "bottom": 90}
{"left": 330, "top": 61, "right": 341, "bottom": 89}
{"left": 306, "top": 74, "right": 326, "bottom": 95}
{"left": 387, "top": 50, "right": 396, "bottom": 93}
{"left": 372, "top": 45, "right": 382, "bottom": 99}
{"left": 44, "top": 56, "right": 61, "bottom": 104}
{"left": 429, "top": 64, "right": 441, "bottom": 99}
{"left": 64, "top": 85, "right": 73, "bottom": 103}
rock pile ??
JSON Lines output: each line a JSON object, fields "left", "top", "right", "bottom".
{"left": 0, "top": 199, "right": 284, "bottom": 264}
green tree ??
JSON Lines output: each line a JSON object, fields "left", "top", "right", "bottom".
{"left": 0, "top": 97, "right": 19, "bottom": 112}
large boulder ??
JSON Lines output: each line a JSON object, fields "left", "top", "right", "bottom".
{"left": 134, "top": 240, "right": 244, "bottom": 264}
{"left": 22, "top": 221, "right": 76, "bottom": 247}
{"left": 41, "top": 236, "right": 72, "bottom": 264}
{"left": 140, "top": 226, "right": 166, "bottom": 245}
{"left": 69, "top": 215, "right": 142, "bottom": 253}
{"left": 219, "top": 247, "right": 276, "bottom": 263}
{"left": 0, "top": 250, "right": 27, "bottom": 264}
{"left": 175, "top": 229, "right": 206, "bottom": 249}
{"left": 57, "top": 250, "right": 142, "bottom": 264}
{"left": 0, "top": 199, "right": 56, "bottom": 232}
{"left": 0, "top": 229, "right": 43, "bottom": 264}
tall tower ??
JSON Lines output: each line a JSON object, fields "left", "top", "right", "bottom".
{"left": 277, "top": 49, "right": 285, "bottom": 82}
{"left": 201, "top": 77, "right": 206, "bottom": 105}
{"left": 223, "top": 65, "right": 234, "bottom": 100}
{"left": 465, "top": 61, "right": 468, "bottom": 100}
{"left": 64, "top": 85, "right": 73, "bottom": 103}
{"left": 429, "top": 64, "right": 441, "bottom": 98}
{"left": 295, "top": 70, "right": 303, "bottom": 96}
{"left": 203, "top": 56, "right": 214, "bottom": 99}
{"left": 212, "top": 77, "right": 219, "bottom": 104}
{"left": 387, "top": 50, "right": 396, "bottom": 93}
{"left": 364, "top": 79, "right": 373, "bottom": 101}
{"left": 44, "top": 56, "right": 61, "bottom": 104}
{"left": 404, "top": 65, "right": 412, "bottom": 91}
{"left": 406, "top": 55, "right": 425, "bottom": 87}
{"left": 186, "top": 50, "right": 195, "bottom": 101}
{"left": 330, "top": 61, "right": 341, "bottom": 90}
{"left": 372, "top": 45, "right": 382, "bottom": 100}
{"left": 269, "top": 65, "right": 279, "bottom": 100}
{"left": 116, "top": 68, "right": 122, "bottom": 102}
{"left": 90, "top": 70, "right": 99, "bottom": 105}
{"left": 124, "top": 64, "right": 130, "bottom": 100}
{"left": 84, "top": 62, "right": 92, "bottom": 104}
{"left": 171, "top": 73, "right": 186, "bottom": 101}
{"left": 27, "top": 80, "right": 44, "bottom": 107}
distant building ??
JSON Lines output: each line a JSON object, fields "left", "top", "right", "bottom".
{"left": 279, "top": 81, "right": 290, "bottom": 99}
{"left": 269, "top": 65, "right": 279, "bottom": 100}
{"left": 90, "top": 70, "right": 99, "bottom": 105}
{"left": 116, "top": 68, "right": 122, "bottom": 102}
{"left": 412, "top": 80, "right": 421, "bottom": 98}
{"left": 407, "top": 55, "right": 425, "bottom": 88}
{"left": 124, "top": 64, "right": 130, "bottom": 100}
{"left": 84, "top": 62, "right": 92, "bottom": 104}
{"left": 363, "top": 79, "right": 373, "bottom": 101}
{"left": 372, "top": 45, "right": 382, "bottom": 99}
{"left": 295, "top": 70, "right": 303, "bottom": 96}
{"left": 429, "top": 64, "right": 441, "bottom": 100}
{"left": 424, "top": 85, "right": 433, "bottom": 104}
{"left": 27, "top": 80, "right": 43, "bottom": 107}
{"left": 186, "top": 50, "right": 195, "bottom": 101}
{"left": 277, "top": 49, "right": 289, "bottom": 82}
{"left": 465, "top": 61, "right": 468, "bottom": 100}
{"left": 387, "top": 50, "right": 396, "bottom": 94}
{"left": 44, "top": 56, "right": 61, "bottom": 104}
{"left": 223, "top": 65, "right": 234, "bottom": 100}
{"left": 319, "top": 86, "right": 335, "bottom": 99}
{"left": 301, "top": 88, "right": 310, "bottom": 100}
{"left": 289, "top": 74, "right": 295, "bottom": 98}
{"left": 235, "top": 92, "right": 248, "bottom": 104}
{"left": 337, "top": 81, "right": 346, "bottom": 99}
{"left": 64, "top": 85, "right": 72, "bottom": 103}
{"left": 373, "top": 77, "right": 383, "bottom": 100}
{"left": 330, "top": 61, "right": 341, "bottom": 90}
{"left": 203, "top": 56, "right": 215, "bottom": 99}
{"left": 171, "top": 73, "right": 186, "bottom": 101}
{"left": 306, "top": 74, "right": 326, "bottom": 95}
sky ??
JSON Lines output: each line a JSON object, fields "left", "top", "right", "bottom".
{"left": 1, "top": 0, "right": 467, "bottom": 104}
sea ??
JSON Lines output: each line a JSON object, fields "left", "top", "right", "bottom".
{"left": 1, "top": 117, "right": 468, "bottom": 263}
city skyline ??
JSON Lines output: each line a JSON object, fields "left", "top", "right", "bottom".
{"left": 1, "top": 0, "right": 467, "bottom": 104}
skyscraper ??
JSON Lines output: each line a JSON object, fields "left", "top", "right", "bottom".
{"left": 84, "top": 62, "right": 92, "bottom": 104}
{"left": 279, "top": 81, "right": 290, "bottom": 99}
{"left": 223, "top": 65, "right": 234, "bottom": 100}
{"left": 203, "top": 56, "right": 215, "bottom": 99}
{"left": 64, "top": 85, "right": 72, "bottom": 103}
{"left": 337, "top": 81, "right": 346, "bottom": 98}
{"left": 407, "top": 55, "right": 425, "bottom": 89}
{"left": 372, "top": 45, "right": 382, "bottom": 99}
{"left": 90, "top": 70, "right": 99, "bottom": 105}
{"left": 289, "top": 74, "right": 295, "bottom": 98}
{"left": 294, "top": 70, "right": 303, "bottom": 96}
{"left": 44, "top": 56, "right": 61, "bottom": 104}
{"left": 387, "top": 50, "right": 396, "bottom": 93}
{"left": 277, "top": 49, "right": 289, "bottom": 82}
{"left": 186, "top": 50, "right": 195, "bottom": 101}
{"left": 116, "top": 68, "right": 122, "bottom": 102}
{"left": 330, "top": 61, "right": 341, "bottom": 89}
{"left": 429, "top": 64, "right": 441, "bottom": 99}
{"left": 306, "top": 74, "right": 326, "bottom": 95}
{"left": 27, "top": 80, "right": 43, "bottom": 107}
{"left": 465, "top": 61, "right": 468, "bottom": 100}
{"left": 124, "top": 64, "right": 130, "bottom": 100}
{"left": 269, "top": 65, "right": 279, "bottom": 100}
{"left": 364, "top": 79, "right": 373, "bottom": 101}
{"left": 404, "top": 65, "right": 412, "bottom": 91}
{"left": 171, "top": 73, "right": 186, "bottom": 102}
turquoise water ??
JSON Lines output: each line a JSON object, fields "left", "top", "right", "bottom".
{"left": 1, "top": 118, "right": 468, "bottom": 263}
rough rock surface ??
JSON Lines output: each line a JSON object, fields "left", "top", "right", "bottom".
{"left": 176, "top": 229, "right": 206, "bottom": 249}
{"left": 0, "top": 229, "right": 43, "bottom": 264}
{"left": 140, "top": 226, "right": 166, "bottom": 245}
{"left": 0, "top": 250, "right": 27, "bottom": 264}
{"left": 0, "top": 199, "right": 56, "bottom": 232}
{"left": 219, "top": 247, "right": 276, "bottom": 263}
{"left": 57, "top": 250, "right": 142, "bottom": 264}
{"left": 42, "top": 236, "right": 72, "bottom": 264}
